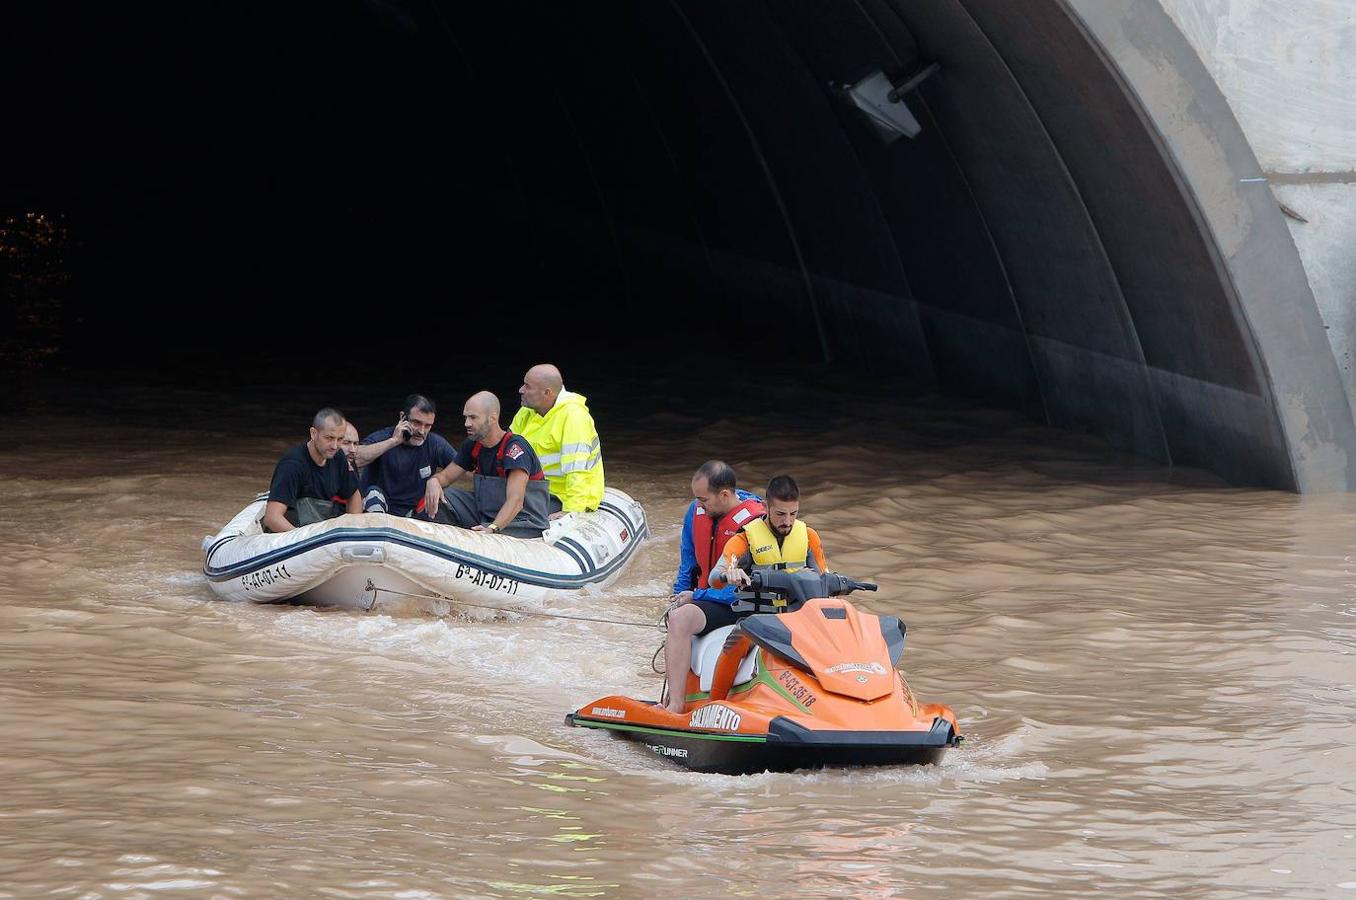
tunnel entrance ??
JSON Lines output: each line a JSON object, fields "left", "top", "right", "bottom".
{"left": 8, "top": 1, "right": 1354, "bottom": 490}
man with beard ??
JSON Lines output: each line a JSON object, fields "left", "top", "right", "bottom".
{"left": 355, "top": 393, "right": 457, "bottom": 520}
{"left": 339, "top": 421, "right": 361, "bottom": 475}
{"left": 420, "top": 391, "right": 550, "bottom": 538}
{"left": 709, "top": 475, "right": 828, "bottom": 590}
{"left": 262, "top": 408, "right": 363, "bottom": 533}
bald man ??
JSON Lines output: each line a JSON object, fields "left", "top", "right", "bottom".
{"left": 512, "top": 363, "right": 605, "bottom": 517}
{"left": 340, "top": 421, "right": 361, "bottom": 475}
{"left": 421, "top": 391, "right": 551, "bottom": 537}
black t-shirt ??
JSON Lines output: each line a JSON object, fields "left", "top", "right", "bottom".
{"left": 360, "top": 427, "right": 457, "bottom": 515}
{"left": 454, "top": 433, "right": 543, "bottom": 479}
{"left": 268, "top": 443, "right": 359, "bottom": 509}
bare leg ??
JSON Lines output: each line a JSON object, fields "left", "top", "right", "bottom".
{"left": 663, "top": 603, "right": 706, "bottom": 714}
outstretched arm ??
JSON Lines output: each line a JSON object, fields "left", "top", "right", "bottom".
{"left": 422, "top": 463, "right": 468, "bottom": 519}
{"left": 708, "top": 534, "right": 752, "bottom": 588}
{"left": 262, "top": 500, "right": 293, "bottom": 533}
{"left": 354, "top": 419, "right": 414, "bottom": 467}
{"left": 480, "top": 469, "right": 527, "bottom": 532}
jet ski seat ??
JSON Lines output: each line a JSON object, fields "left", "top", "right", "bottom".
{"left": 690, "top": 625, "right": 758, "bottom": 691}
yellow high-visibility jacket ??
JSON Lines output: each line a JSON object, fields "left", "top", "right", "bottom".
{"left": 510, "top": 390, "right": 605, "bottom": 513}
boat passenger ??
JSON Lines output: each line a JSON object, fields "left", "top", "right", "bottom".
{"left": 512, "top": 363, "right": 604, "bottom": 520}
{"left": 421, "top": 391, "right": 551, "bottom": 538}
{"left": 340, "top": 421, "right": 360, "bottom": 475}
{"left": 710, "top": 475, "right": 828, "bottom": 590}
{"left": 261, "top": 407, "right": 362, "bottom": 533}
{"left": 355, "top": 393, "right": 458, "bottom": 521}
{"left": 662, "top": 460, "right": 766, "bottom": 713}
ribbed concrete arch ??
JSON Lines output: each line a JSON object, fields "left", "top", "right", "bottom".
{"left": 23, "top": 0, "right": 1347, "bottom": 490}
{"left": 433, "top": 0, "right": 1353, "bottom": 490}
{"left": 1063, "top": 0, "right": 1356, "bottom": 491}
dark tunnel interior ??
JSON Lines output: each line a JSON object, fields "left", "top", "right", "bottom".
{"left": 5, "top": 1, "right": 1352, "bottom": 490}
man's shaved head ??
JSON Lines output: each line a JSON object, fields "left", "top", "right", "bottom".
{"left": 467, "top": 390, "right": 501, "bottom": 418}
{"left": 520, "top": 363, "right": 564, "bottom": 415}
{"left": 312, "top": 407, "right": 345, "bottom": 430}
{"left": 528, "top": 363, "right": 563, "bottom": 393}
{"left": 463, "top": 391, "right": 503, "bottom": 444}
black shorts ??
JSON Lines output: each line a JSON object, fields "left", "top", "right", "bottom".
{"left": 693, "top": 600, "right": 740, "bottom": 636}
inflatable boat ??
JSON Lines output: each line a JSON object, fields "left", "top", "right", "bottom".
{"left": 201, "top": 487, "right": 648, "bottom": 610}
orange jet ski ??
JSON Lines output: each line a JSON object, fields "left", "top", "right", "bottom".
{"left": 567, "top": 569, "right": 961, "bottom": 774}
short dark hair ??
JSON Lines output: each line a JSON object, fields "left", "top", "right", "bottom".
{"left": 403, "top": 393, "right": 436, "bottom": 418}
{"left": 766, "top": 475, "right": 799, "bottom": 503}
{"left": 312, "top": 407, "right": 345, "bottom": 430}
{"left": 694, "top": 460, "right": 737, "bottom": 492}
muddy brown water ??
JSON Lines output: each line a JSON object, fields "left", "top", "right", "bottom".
{"left": 2, "top": 379, "right": 1355, "bottom": 897}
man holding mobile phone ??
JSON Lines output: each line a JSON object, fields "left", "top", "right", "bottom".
{"left": 353, "top": 393, "right": 457, "bottom": 519}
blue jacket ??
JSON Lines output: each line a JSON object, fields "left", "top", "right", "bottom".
{"left": 672, "top": 489, "right": 762, "bottom": 604}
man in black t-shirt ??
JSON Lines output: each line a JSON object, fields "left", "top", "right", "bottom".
{"left": 354, "top": 393, "right": 458, "bottom": 520}
{"left": 421, "top": 391, "right": 551, "bottom": 538}
{"left": 263, "top": 408, "right": 363, "bottom": 533}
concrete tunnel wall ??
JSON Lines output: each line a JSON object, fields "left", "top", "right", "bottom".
{"left": 1156, "top": 0, "right": 1356, "bottom": 437}
{"left": 403, "top": 0, "right": 1356, "bottom": 491}
{"left": 14, "top": 2, "right": 1348, "bottom": 491}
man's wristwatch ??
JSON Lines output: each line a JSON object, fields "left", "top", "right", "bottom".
{"left": 485, "top": 523, "right": 499, "bottom": 533}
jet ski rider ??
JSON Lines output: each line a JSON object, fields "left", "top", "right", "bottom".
{"left": 663, "top": 460, "right": 765, "bottom": 713}
{"left": 709, "top": 474, "right": 828, "bottom": 593}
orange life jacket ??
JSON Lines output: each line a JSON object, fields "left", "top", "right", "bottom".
{"left": 691, "top": 497, "right": 765, "bottom": 589}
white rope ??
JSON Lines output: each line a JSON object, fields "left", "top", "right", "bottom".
{"left": 366, "top": 583, "right": 663, "bottom": 628}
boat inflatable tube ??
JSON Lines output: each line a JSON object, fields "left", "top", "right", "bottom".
{"left": 202, "top": 487, "right": 648, "bottom": 609}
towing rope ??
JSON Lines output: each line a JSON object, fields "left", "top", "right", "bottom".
{"left": 365, "top": 582, "right": 664, "bottom": 629}
{"left": 366, "top": 586, "right": 915, "bottom": 711}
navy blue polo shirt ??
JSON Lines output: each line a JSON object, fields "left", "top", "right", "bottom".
{"left": 360, "top": 427, "right": 457, "bottom": 515}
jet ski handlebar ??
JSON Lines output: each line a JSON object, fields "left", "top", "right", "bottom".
{"left": 745, "top": 568, "right": 878, "bottom": 605}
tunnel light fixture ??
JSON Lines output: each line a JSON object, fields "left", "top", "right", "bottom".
{"left": 843, "top": 62, "right": 940, "bottom": 143}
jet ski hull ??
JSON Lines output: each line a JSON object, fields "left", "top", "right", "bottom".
{"left": 567, "top": 711, "right": 957, "bottom": 775}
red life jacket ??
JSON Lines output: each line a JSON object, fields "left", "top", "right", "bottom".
{"left": 472, "top": 430, "right": 545, "bottom": 480}
{"left": 691, "top": 497, "right": 766, "bottom": 589}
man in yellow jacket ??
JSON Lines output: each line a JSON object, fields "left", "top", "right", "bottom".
{"left": 512, "top": 363, "right": 605, "bottom": 517}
